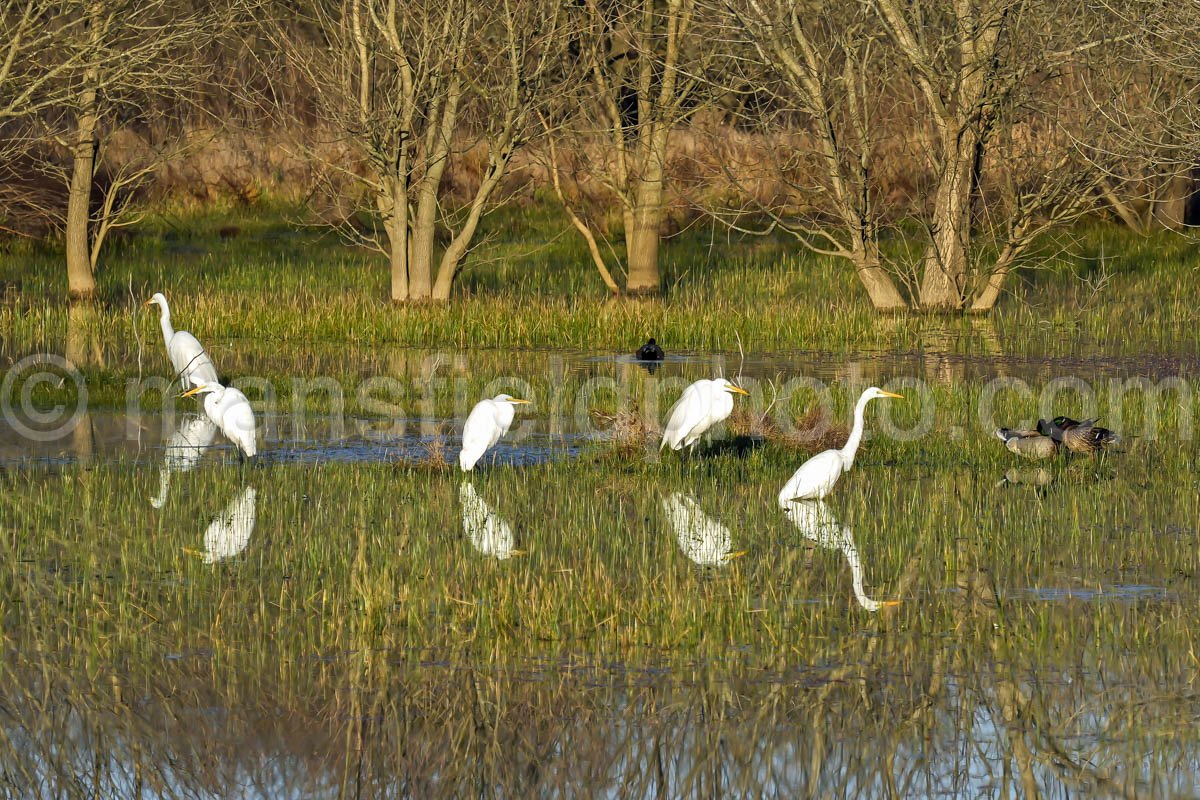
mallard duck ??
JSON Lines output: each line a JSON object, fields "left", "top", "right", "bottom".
{"left": 635, "top": 337, "right": 664, "bottom": 361}
{"left": 995, "top": 426, "right": 1059, "bottom": 460}
{"left": 1037, "top": 416, "right": 1119, "bottom": 454}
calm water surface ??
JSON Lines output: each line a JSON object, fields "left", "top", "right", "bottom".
{"left": 1, "top": 345, "right": 1198, "bottom": 798}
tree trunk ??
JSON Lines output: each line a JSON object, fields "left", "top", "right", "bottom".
{"left": 65, "top": 71, "right": 99, "bottom": 302}
{"left": 384, "top": 174, "right": 410, "bottom": 302}
{"left": 919, "top": 136, "right": 976, "bottom": 309}
{"left": 854, "top": 250, "right": 908, "bottom": 311}
{"left": 626, "top": 208, "right": 663, "bottom": 294}
{"left": 409, "top": 180, "right": 439, "bottom": 300}
{"left": 625, "top": 152, "right": 666, "bottom": 294}
{"left": 1098, "top": 178, "right": 1150, "bottom": 234}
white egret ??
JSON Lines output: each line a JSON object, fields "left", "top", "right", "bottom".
{"left": 660, "top": 492, "right": 744, "bottom": 567}
{"left": 150, "top": 414, "right": 217, "bottom": 508}
{"left": 660, "top": 378, "right": 749, "bottom": 452}
{"left": 201, "top": 486, "right": 257, "bottom": 563}
{"left": 459, "top": 481, "right": 516, "bottom": 559}
{"left": 777, "top": 387, "right": 901, "bottom": 503}
{"left": 459, "top": 394, "right": 531, "bottom": 471}
{"left": 783, "top": 500, "right": 899, "bottom": 611}
{"left": 145, "top": 292, "right": 219, "bottom": 390}
{"left": 181, "top": 383, "right": 258, "bottom": 460}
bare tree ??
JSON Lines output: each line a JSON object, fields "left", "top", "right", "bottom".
{"left": 273, "top": 0, "right": 571, "bottom": 303}
{"left": 1084, "top": 0, "right": 1200, "bottom": 232}
{"left": 0, "top": 3, "right": 96, "bottom": 237}
{"left": 56, "top": 2, "right": 220, "bottom": 300}
{"left": 544, "top": 0, "right": 726, "bottom": 296}
{"left": 724, "top": 0, "right": 1115, "bottom": 311}
{"left": 1, "top": 1, "right": 223, "bottom": 299}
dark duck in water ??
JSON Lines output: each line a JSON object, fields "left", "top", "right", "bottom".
{"left": 636, "top": 338, "right": 665, "bottom": 361}
{"left": 1037, "top": 416, "right": 1120, "bottom": 454}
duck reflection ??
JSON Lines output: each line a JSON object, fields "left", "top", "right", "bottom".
{"left": 782, "top": 500, "right": 898, "bottom": 611}
{"left": 151, "top": 415, "right": 218, "bottom": 508}
{"left": 202, "top": 486, "right": 257, "bottom": 564}
{"left": 996, "top": 466, "right": 1054, "bottom": 488}
{"left": 459, "top": 481, "right": 516, "bottom": 560}
{"left": 660, "top": 492, "right": 743, "bottom": 567}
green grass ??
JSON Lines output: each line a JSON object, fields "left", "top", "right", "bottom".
{"left": 2, "top": 201, "right": 1199, "bottom": 368}
{"left": 3, "top": 201, "right": 1200, "bottom": 794}
{"left": 2, "top": 424, "right": 1198, "bottom": 793}
{"left": 3, "top": 200, "right": 1199, "bottom": 416}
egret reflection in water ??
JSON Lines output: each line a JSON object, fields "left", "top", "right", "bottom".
{"left": 782, "top": 500, "right": 898, "bottom": 611}
{"left": 150, "top": 414, "right": 218, "bottom": 508}
{"left": 459, "top": 481, "right": 516, "bottom": 560}
{"left": 660, "top": 492, "right": 743, "bottom": 567}
{"left": 202, "top": 486, "right": 257, "bottom": 563}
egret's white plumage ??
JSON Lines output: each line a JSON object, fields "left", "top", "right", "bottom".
{"left": 151, "top": 414, "right": 217, "bottom": 508}
{"left": 660, "top": 492, "right": 743, "bottom": 566}
{"left": 202, "top": 486, "right": 257, "bottom": 563}
{"left": 459, "top": 481, "right": 516, "bottom": 559}
{"left": 778, "top": 387, "right": 901, "bottom": 503}
{"left": 145, "top": 292, "right": 219, "bottom": 390}
{"left": 459, "top": 394, "right": 530, "bottom": 471}
{"left": 182, "top": 383, "right": 258, "bottom": 459}
{"left": 660, "top": 378, "right": 749, "bottom": 452}
{"left": 783, "top": 500, "right": 898, "bottom": 611}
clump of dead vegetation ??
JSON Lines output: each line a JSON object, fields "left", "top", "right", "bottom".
{"left": 391, "top": 426, "right": 454, "bottom": 472}
{"left": 727, "top": 405, "right": 848, "bottom": 454}
{"left": 591, "top": 405, "right": 660, "bottom": 457}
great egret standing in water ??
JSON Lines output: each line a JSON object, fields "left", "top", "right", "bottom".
{"left": 182, "top": 383, "right": 258, "bottom": 460}
{"left": 660, "top": 378, "right": 749, "bottom": 452}
{"left": 459, "top": 394, "right": 531, "bottom": 471}
{"left": 778, "top": 387, "right": 901, "bottom": 503}
{"left": 145, "top": 292, "right": 219, "bottom": 390}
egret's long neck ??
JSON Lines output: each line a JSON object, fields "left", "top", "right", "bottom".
{"left": 839, "top": 393, "right": 872, "bottom": 468}
{"left": 204, "top": 388, "right": 223, "bottom": 418}
{"left": 156, "top": 302, "right": 175, "bottom": 345}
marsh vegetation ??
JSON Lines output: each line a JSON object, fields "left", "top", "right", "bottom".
{"left": 3, "top": 255, "right": 1200, "bottom": 795}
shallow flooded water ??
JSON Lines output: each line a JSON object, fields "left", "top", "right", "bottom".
{"left": 2, "top": 344, "right": 1199, "bottom": 797}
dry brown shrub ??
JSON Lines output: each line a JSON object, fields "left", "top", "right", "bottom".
{"left": 727, "top": 406, "right": 848, "bottom": 454}
{"left": 591, "top": 406, "right": 660, "bottom": 456}
{"left": 389, "top": 426, "right": 453, "bottom": 472}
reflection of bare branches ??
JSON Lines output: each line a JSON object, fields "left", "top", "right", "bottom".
{"left": 953, "top": 539, "right": 1139, "bottom": 800}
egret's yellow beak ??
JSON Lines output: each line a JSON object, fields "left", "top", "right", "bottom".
{"left": 180, "top": 386, "right": 204, "bottom": 398}
{"left": 725, "top": 550, "right": 748, "bottom": 561}
{"left": 727, "top": 385, "right": 750, "bottom": 396}
{"left": 880, "top": 391, "right": 904, "bottom": 399}
{"left": 880, "top": 600, "right": 902, "bottom": 608}
{"left": 510, "top": 398, "right": 531, "bottom": 405}
{"left": 143, "top": 299, "right": 155, "bottom": 307}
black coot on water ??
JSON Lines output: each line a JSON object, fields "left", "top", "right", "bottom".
{"left": 636, "top": 338, "right": 664, "bottom": 361}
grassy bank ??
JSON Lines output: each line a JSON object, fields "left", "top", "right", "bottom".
{"left": 2, "top": 201, "right": 1198, "bottom": 364}
{"left": 4, "top": 201, "right": 1200, "bottom": 795}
